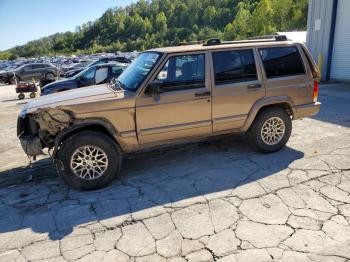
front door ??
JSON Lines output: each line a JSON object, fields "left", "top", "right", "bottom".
{"left": 136, "top": 52, "right": 212, "bottom": 144}
{"left": 211, "top": 48, "right": 265, "bottom": 132}
{"left": 79, "top": 67, "right": 96, "bottom": 87}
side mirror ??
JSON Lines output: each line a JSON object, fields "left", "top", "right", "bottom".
{"left": 146, "top": 80, "right": 163, "bottom": 95}
{"left": 146, "top": 80, "right": 163, "bottom": 102}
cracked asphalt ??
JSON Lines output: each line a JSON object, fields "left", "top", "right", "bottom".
{"left": 0, "top": 83, "right": 350, "bottom": 262}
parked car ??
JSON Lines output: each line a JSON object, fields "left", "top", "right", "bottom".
{"left": 0, "top": 63, "right": 58, "bottom": 84}
{"left": 41, "top": 63, "right": 127, "bottom": 95}
{"left": 60, "top": 61, "right": 91, "bottom": 76}
{"left": 64, "top": 58, "right": 131, "bottom": 78}
{"left": 18, "top": 36, "right": 321, "bottom": 190}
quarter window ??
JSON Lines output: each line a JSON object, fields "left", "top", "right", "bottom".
{"left": 212, "top": 49, "right": 257, "bottom": 85}
{"left": 259, "top": 46, "right": 305, "bottom": 78}
{"left": 155, "top": 54, "right": 205, "bottom": 92}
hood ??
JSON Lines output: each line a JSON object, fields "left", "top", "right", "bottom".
{"left": 42, "top": 78, "right": 77, "bottom": 91}
{"left": 24, "top": 84, "right": 121, "bottom": 113}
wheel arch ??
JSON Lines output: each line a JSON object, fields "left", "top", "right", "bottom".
{"left": 241, "top": 96, "right": 296, "bottom": 132}
{"left": 52, "top": 119, "right": 120, "bottom": 158}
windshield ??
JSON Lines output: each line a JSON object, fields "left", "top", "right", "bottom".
{"left": 117, "top": 52, "right": 161, "bottom": 91}
{"left": 74, "top": 66, "right": 96, "bottom": 79}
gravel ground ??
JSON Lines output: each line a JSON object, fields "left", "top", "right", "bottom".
{"left": 0, "top": 83, "right": 350, "bottom": 262}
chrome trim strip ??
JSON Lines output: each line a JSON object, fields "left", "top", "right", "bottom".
{"left": 213, "top": 114, "right": 247, "bottom": 124}
{"left": 140, "top": 120, "right": 211, "bottom": 136}
{"left": 120, "top": 131, "right": 137, "bottom": 138}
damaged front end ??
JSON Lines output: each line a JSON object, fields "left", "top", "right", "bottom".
{"left": 17, "top": 108, "right": 71, "bottom": 157}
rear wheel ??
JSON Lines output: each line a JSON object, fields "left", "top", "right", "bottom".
{"left": 29, "top": 92, "right": 36, "bottom": 98}
{"left": 249, "top": 107, "right": 292, "bottom": 153}
{"left": 56, "top": 131, "right": 122, "bottom": 190}
{"left": 45, "top": 72, "right": 55, "bottom": 81}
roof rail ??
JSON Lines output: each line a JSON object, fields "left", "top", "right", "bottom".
{"left": 178, "top": 40, "right": 204, "bottom": 46}
{"left": 248, "top": 35, "right": 288, "bottom": 41}
{"left": 203, "top": 35, "right": 289, "bottom": 46}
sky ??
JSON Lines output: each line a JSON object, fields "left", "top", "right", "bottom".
{"left": 0, "top": 0, "right": 135, "bottom": 51}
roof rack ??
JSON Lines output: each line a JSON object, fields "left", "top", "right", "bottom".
{"left": 203, "top": 35, "right": 289, "bottom": 46}
{"left": 178, "top": 40, "right": 204, "bottom": 46}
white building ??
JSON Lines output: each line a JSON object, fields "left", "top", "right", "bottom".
{"left": 307, "top": 0, "right": 350, "bottom": 81}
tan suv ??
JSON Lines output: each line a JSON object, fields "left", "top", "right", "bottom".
{"left": 18, "top": 36, "right": 321, "bottom": 190}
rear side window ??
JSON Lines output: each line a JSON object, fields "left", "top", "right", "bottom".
{"left": 212, "top": 49, "right": 257, "bottom": 85}
{"left": 32, "top": 64, "right": 44, "bottom": 69}
{"left": 259, "top": 46, "right": 305, "bottom": 78}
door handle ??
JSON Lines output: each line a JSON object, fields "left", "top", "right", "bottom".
{"left": 247, "top": 83, "right": 262, "bottom": 89}
{"left": 194, "top": 91, "right": 211, "bottom": 97}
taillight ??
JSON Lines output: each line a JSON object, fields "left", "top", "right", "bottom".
{"left": 313, "top": 80, "right": 319, "bottom": 102}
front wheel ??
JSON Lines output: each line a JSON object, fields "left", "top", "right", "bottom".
{"left": 249, "top": 107, "right": 292, "bottom": 153}
{"left": 18, "top": 93, "right": 25, "bottom": 100}
{"left": 56, "top": 131, "right": 122, "bottom": 190}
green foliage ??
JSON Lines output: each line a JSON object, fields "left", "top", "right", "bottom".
{"left": 0, "top": 0, "right": 308, "bottom": 58}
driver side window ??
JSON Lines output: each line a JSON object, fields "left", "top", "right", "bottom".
{"left": 155, "top": 54, "right": 205, "bottom": 92}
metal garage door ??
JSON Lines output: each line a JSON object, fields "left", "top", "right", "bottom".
{"left": 330, "top": 0, "right": 350, "bottom": 80}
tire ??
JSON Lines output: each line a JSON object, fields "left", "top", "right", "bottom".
{"left": 29, "top": 92, "right": 36, "bottom": 98}
{"left": 45, "top": 72, "right": 55, "bottom": 81}
{"left": 10, "top": 76, "right": 20, "bottom": 85}
{"left": 56, "top": 131, "right": 122, "bottom": 190}
{"left": 249, "top": 107, "right": 292, "bottom": 153}
{"left": 18, "top": 93, "right": 25, "bottom": 100}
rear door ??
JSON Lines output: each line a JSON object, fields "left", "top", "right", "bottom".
{"left": 211, "top": 48, "right": 265, "bottom": 132}
{"left": 31, "top": 64, "right": 45, "bottom": 79}
{"left": 258, "top": 45, "right": 313, "bottom": 106}
{"left": 20, "top": 65, "right": 35, "bottom": 80}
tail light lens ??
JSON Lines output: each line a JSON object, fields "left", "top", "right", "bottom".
{"left": 313, "top": 80, "right": 319, "bottom": 102}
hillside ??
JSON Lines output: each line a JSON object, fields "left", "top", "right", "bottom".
{"left": 0, "top": 0, "right": 308, "bottom": 59}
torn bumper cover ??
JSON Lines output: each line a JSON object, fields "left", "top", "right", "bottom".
{"left": 20, "top": 135, "right": 44, "bottom": 156}
{"left": 17, "top": 108, "right": 71, "bottom": 157}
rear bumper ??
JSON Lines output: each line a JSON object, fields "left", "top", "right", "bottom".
{"left": 294, "top": 102, "right": 321, "bottom": 119}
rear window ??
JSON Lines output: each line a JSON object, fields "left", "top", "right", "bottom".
{"left": 259, "top": 46, "right": 305, "bottom": 78}
{"left": 212, "top": 49, "right": 257, "bottom": 85}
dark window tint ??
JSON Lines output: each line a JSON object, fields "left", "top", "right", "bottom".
{"left": 111, "top": 66, "right": 123, "bottom": 76}
{"left": 259, "top": 46, "right": 305, "bottom": 78}
{"left": 32, "top": 64, "right": 45, "bottom": 69}
{"left": 212, "top": 49, "right": 257, "bottom": 85}
{"left": 155, "top": 54, "right": 205, "bottom": 92}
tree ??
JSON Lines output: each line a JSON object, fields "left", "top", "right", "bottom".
{"left": 251, "top": 0, "right": 276, "bottom": 36}
{"left": 224, "top": 2, "right": 252, "bottom": 40}
{"left": 155, "top": 11, "right": 167, "bottom": 32}
{"left": 2, "top": 0, "right": 308, "bottom": 57}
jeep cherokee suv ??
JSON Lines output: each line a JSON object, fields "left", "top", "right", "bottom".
{"left": 18, "top": 36, "right": 321, "bottom": 190}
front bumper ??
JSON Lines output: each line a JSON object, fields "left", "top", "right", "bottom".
{"left": 294, "top": 102, "right": 321, "bottom": 119}
{"left": 17, "top": 116, "right": 43, "bottom": 156}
